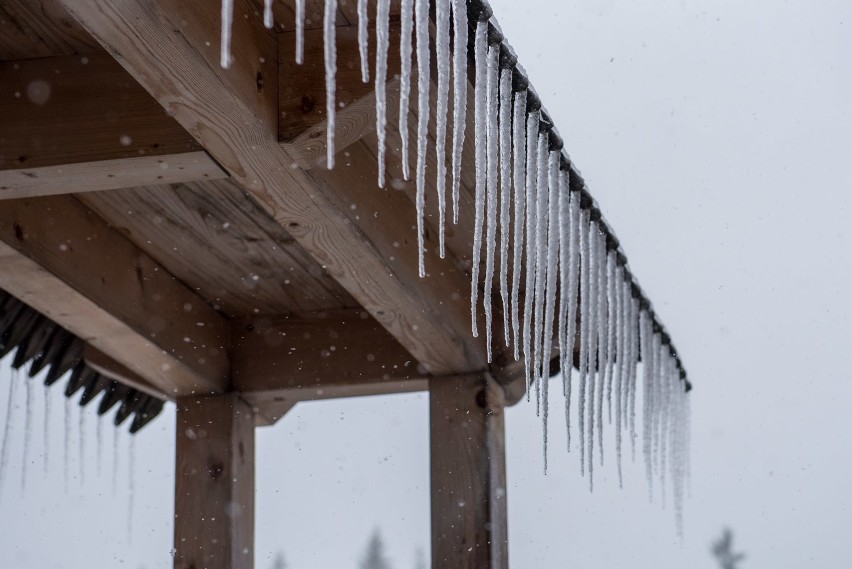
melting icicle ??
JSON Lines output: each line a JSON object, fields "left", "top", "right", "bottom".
{"left": 324, "top": 0, "right": 338, "bottom": 169}
{"left": 220, "top": 0, "right": 234, "bottom": 69}
{"left": 295, "top": 0, "right": 306, "bottom": 64}
{"left": 521, "top": 110, "right": 540, "bottom": 390}
{"left": 263, "top": 0, "right": 274, "bottom": 28}
{"left": 43, "top": 384, "right": 50, "bottom": 475}
{"left": 398, "top": 0, "right": 415, "bottom": 181}
{"left": 450, "top": 0, "right": 469, "bottom": 223}
{"left": 595, "top": 230, "right": 607, "bottom": 468}
{"left": 629, "top": 294, "right": 641, "bottom": 460}
{"left": 21, "top": 375, "right": 33, "bottom": 490}
{"left": 374, "top": 0, "right": 391, "bottom": 188}
{"left": 0, "top": 373, "right": 18, "bottom": 499}
{"left": 414, "top": 0, "right": 431, "bottom": 278}
{"left": 435, "top": 0, "right": 451, "bottom": 258}
{"left": 127, "top": 433, "right": 135, "bottom": 543}
{"left": 79, "top": 403, "right": 86, "bottom": 481}
{"left": 577, "top": 208, "right": 591, "bottom": 475}
{"left": 640, "top": 308, "right": 655, "bottom": 498}
{"left": 614, "top": 265, "right": 625, "bottom": 486}
{"left": 97, "top": 413, "right": 104, "bottom": 475}
{"left": 560, "top": 185, "right": 581, "bottom": 451}
{"left": 605, "top": 250, "right": 617, "bottom": 423}
{"left": 112, "top": 420, "right": 119, "bottom": 495}
{"left": 470, "top": 20, "right": 488, "bottom": 336}
{"left": 532, "top": 133, "right": 549, "bottom": 410}
{"left": 63, "top": 396, "right": 71, "bottom": 491}
{"left": 540, "top": 151, "right": 561, "bottom": 472}
{"left": 357, "top": 0, "right": 369, "bottom": 82}
{"left": 586, "top": 221, "right": 599, "bottom": 491}
{"left": 498, "top": 67, "right": 513, "bottom": 347}
{"left": 510, "top": 90, "right": 527, "bottom": 358}
{"left": 483, "top": 43, "right": 500, "bottom": 361}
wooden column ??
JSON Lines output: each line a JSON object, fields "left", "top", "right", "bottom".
{"left": 430, "top": 375, "right": 509, "bottom": 569}
{"left": 174, "top": 394, "right": 255, "bottom": 569}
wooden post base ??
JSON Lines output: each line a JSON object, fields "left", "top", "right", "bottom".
{"left": 430, "top": 375, "right": 509, "bottom": 569}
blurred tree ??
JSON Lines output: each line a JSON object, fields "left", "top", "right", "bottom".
{"left": 270, "top": 551, "right": 287, "bottom": 569}
{"left": 712, "top": 528, "right": 745, "bottom": 569}
{"left": 360, "top": 529, "right": 393, "bottom": 569}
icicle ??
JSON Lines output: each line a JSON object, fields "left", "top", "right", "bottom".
{"left": 43, "top": 384, "right": 50, "bottom": 475}
{"left": 560, "top": 185, "right": 581, "bottom": 452}
{"left": 650, "top": 330, "right": 662, "bottom": 485}
{"left": 483, "top": 43, "right": 500, "bottom": 361}
{"left": 220, "top": 0, "right": 234, "bottom": 69}
{"left": 532, "top": 133, "right": 549, "bottom": 411}
{"left": 63, "top": 396, "right": 70, "bottom": 491}
{"left": 127, "top": 433, "right": 135, "bottom": 543}
{"left": 521, "top": 110, "right": 540, "bottom": 391}
{"left": 605, "top": 250, "right": 617, "bottom": 423}
{"left": 450, "top": 0, "right": 468, "bottom": 223}
{"left": 97, "top": 414, "right": 104, "bottom": 475}
{"left": 470, "top": 20, "right": 488, "bottom": 336}
{"left": 398, "top": 0, "right": 415, "bottom": 181}
{"left": 586, "top": 221, "right": 599, "bottom": 491}
{"left": 78, "top": 403, "right": 86, "bottom": 481}
{"left": 112, "top": 421, "right": 119, "bottom": 495}
{"left": 640, "top": 308, "right": 655, "bottom": 498}
{"left": 614, "top": 265, "right": 625, "bottom": 487}
{"left": 374, "top": 0, "right": 391, "bottom": 188}
{"left": 595, "top": 230, "right": 607, "bottom": 468}
{"left": 577, "top": 208, "right": 591, "bottom": 475}
{"left": 323, "top": 0, "right": 338, "bottom": 169}
{"left": 263, "top": 0, "right": 274, "bottom": 28}
{"left": 630, "top": 295, "right": 641, "bottom": 460}
{"left": 357, "top": 0, "right": 369, "bottom": 82}
{"left": 435, "top": 0, "right": 450, "bottom": 257}
{"left": 0, "top": 372, "right": 18, "bottom": 499}
{"left": 414, "top": 0, "right": 431, "bottom": 278}
{"left": 21, "top": 376, "right": 32, "bottom": 490}
{"left": 498, "top": 67, "right": 513, "bottom": 347}
{"left": 540, "top": 151, "right": 561, "bottom": 472}
{"left": 510, "top": 91, "right": 527, "bottom": 359}
{"left": 295, "top": 0, "right": 305, "bottom": 64}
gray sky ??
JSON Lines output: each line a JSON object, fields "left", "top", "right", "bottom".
{"left": 1, "top": 0, "right": 851, "bottom": 567}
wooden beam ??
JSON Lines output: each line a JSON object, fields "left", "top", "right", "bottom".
{"left": 0, "top": 53, "right": 228, "bottom": 198}
{"left": 83, "top": 344, "right": 168, "bottom": 401}
{"left": 430, "top": 374, "right": 508, "bottom": 569}
{"left": 174, "top": 394, "right": 255, "bottom": 569}
{"left": 0, "top": 194, "right": 229, "bottom": 396}
{"left": 60, "top": 0, "right": 487, "bottom": 378}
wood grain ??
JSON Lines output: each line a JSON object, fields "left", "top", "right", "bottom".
{"left": 0, "top": 194, "right": 229, "bottom": 396}
{"left": 80, "top": 178, "right": 356, "bottom": 317}
{"left": 174, "top": 394, "right": 255, "bottom": 569}
{"left": 0, "top": 0, "right": 101, "bottom": 60}
{"left": 430, "top": 374, "right": 509, "bottom": 569}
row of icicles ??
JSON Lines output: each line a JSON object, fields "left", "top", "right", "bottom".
{"left": 222, "top": 0, "right": 691, "bottom": 525}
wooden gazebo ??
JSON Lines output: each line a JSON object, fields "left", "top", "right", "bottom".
{"left": 0, "top": 1, "right": 691, "bottom": 568}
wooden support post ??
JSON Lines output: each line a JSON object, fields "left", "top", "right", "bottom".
{"left": 174, "top": 394, "right": 255, "bottom": 569}
{"left": 430, "top": 375, "right": 509, "bottom": 569}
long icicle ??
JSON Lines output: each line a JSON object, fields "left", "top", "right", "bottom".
{"left": 577, "top": 208, "right": 591, "bottom": 475}
{"left": 532, "top": 133, "right": 549, "bottom": 411}
{"left": 605, "top": 250, "right": 617, "bottom": 423}
{"left": 435, "top": 0, "right": 451, "bottom": 257}
{"left": 540, "top": 150, "right": 561, "bottom": 472}
{"left": 586, "top": 220, "right": 599, "bottom": 491}
{"left": 43, "top": 383, "right": 50, "bottom": 475}
{"left": 295, "top": 0, "right": 305, "bottom": 64}
{"left": 629, "top": 294, "right": 641, "bottom": 461}
{"left": 220, "top": 0, "right": 234, "bottom": 69}
{"left": 357, "top": 0, "right": 369, "bottom": 82}
{"left": 323, "top": 0, "right": 338, "bottom": 169}
{"left": 521, "top": 110, "right": 540, "bottom": 391}
{"left": 498, "top": 67, "right": 513, "bottom": 347}
{"left": 0, "top": 372, "right": 18, "bottom": 501}
{"left": 398, "top": 0, "right": 414, "bottom": 180}
{"left": 596, "top": 230, "right": 607, "bottom": 467}
{"left": 470, "top": 20, "right": 488, "bottom": 336}
{"left": 374, "top": 0, "right": 391, "bottom": 188}
{"left": 21, "top": 375, "right": 32, "bottom": 490}
{"left": 640, "top": 308, "right": 655, "bottom": 498}
{"left": 510, "top": 90, "right": 527, "bottom": 359}
{"left": 483, "top": 42, "right": 500, "bottom": 361}
{"left": 561, "top": 185, "right": 581, "bottom": 451}
{"left": 450, "top": 0, "right": 468, "bottom": 223}
{"left": 614, "top": 264, "right": 625, "bottom": 486}
{"left": 414, "top": 0, "right": 431, "bottom": 277}
{"left": 263, "top": 0, "right": 274, "bottom": 28}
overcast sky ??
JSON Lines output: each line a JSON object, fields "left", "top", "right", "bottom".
{"left": 1, "top": 0, "right": 851, "bottom": 567}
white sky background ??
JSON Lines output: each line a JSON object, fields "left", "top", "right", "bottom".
{"left": 1, "top": 0, "right": 851, "bottom": 567}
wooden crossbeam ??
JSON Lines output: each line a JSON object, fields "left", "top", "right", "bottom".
{"left": 0, "top": 194, "right": 230, "bottom": 396}
{"left": 0, "top": 53, "right": 228, "bottom": 199}
{"left": 60, "top": 0, "right": 490, "bottom": 381}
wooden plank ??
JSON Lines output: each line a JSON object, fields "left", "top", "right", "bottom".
{"left": 0, "top": 194, "right": 229, "bottom": 396}
{"left": 83, "top": 344, "right": 168, "bottom": 401}
{"left": 0, "top": 0, "right": 101, "bottom": 60}
{"left": 80, "top": 178, "right": 356, "bottom": 317}
{"left": 0, "top": 53, "right": 226, "bottom": 196}
{"left": 430, "top": 374, "right": 508, "bottom": 569}
{"left": 174, "top": 394, "right": 255, "bottom": 569}
{"left": 0, "top": 152, "right": 227, "bottom": 200}
{"left": 61, "top": 0, "right": 487, "bottom": 377}
{"left": 233, "top": 309, "right": 425, "bottom": 420}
